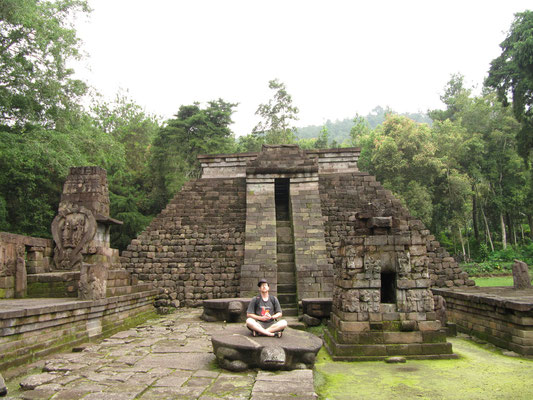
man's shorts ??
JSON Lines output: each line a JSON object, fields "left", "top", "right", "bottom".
{"left": 247, "top": 319, "right": 276, "bottom": 332}
{"left": 258, "top": 320, "right": 276, "bottom": 329}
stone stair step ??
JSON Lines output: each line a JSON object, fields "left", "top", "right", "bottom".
{"left": 277, "top": 244, "right": 294, "bottom": 253}
{"left": 277, "top": 253, "right": 294, "bottom": 262}
{"left": 282, "top": 308, "right": 299, "bottom": 318}
{"left": 277, "top": 262, "right": 295, "bottom": 272}
{"left": 276, "top": 236, "right": 293, "bottom": 245}
{"left": 276, "top": 221, "right": 291, "bottom": 228}
{"left": 285, "top": 316, "right": 305, "bottom": 329}
{"left": 278, "top": 293, "right": 297, "bottom": 304}
{"left": 278, "top": 283, "right": 296, "bottom": 293}
{"left": 276, "top": 226, "right": 292, "bottom": 237}
{"left": 278, "top": 272, "right": 295, "bottom": 284}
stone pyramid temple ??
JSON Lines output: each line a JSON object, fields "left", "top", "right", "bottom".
{"left": 122, "top": 145, "right": 471, "bottom": 303}
{"left": 122, "top": 144, "right": 471, "bottom": 359}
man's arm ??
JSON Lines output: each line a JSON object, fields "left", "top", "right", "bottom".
{"left": 271, "top": 296, "right": 282, "bottom": 319}
{"left": 247, "top": 312, "right": 270, "bottom": 321}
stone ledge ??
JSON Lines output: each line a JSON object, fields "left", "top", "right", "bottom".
{"left": 211, "top": 326, "right": 323, "bottom": 371}
{"left": 0, "top": 289, "right": 158, "bottom": 321}
{"left": 432, "top": 287, "right": 533, "bottom": 312}
{"left": 323, "top": 328, "right": 456, "bottom": 361}
{"left": 0, "top": 290, "right": 157, "bottom": 370}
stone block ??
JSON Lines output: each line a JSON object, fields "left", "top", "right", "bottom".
{"left": 383, "top": 331, "right": 423, "bottom": 344}
{"left": 79, "top": 263, "right": 107, "bottom": 300}
{"left": 409, "top": 245, "right": 427, "bottom": 256}
{"left": 418, "top": 321, "right": 441, "bottom": 332}
{"left": 339, "top": 321, "right": 370, "bottom": 332}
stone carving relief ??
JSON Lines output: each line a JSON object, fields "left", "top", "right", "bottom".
{"left": 337, "top": 288, "right": 380, "bottom": 313}
{"left": 397, "top": 251, "right": 411, "bottom": 278}
{"left": 51, "top": 205, "right": 96, "bottom": 270}
{"left": 363, "top": 256, "right": 381, "bottom": 279}
{"left": 341, "top": 246, "right": 363, "bottom": 279}
{"left": 402, "top": 289, "right": 435, "bottom": 313}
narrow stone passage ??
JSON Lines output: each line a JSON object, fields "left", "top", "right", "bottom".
{"left": 4, "top": 308, "right": 317, "bottom": 399}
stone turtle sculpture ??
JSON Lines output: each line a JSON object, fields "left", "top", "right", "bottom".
{"left": 211, "top": 326, "right": 323, "bottom": 371}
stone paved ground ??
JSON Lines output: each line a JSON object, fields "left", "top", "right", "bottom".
{"left": 3, "top": 308, "right": 317, "bottom": 399}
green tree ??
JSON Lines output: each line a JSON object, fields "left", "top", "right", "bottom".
{"left": 428, "top": 74, "right": 471, "bottom": 123}
{"left": 0, "top": 0, "right": 90, "bottom": 127}
{"left": 314, "top": 125, "right": 329, "bottom": 149}
{"left": 486, "top": 10, "right": 533, "bottom": 161}
{"left": 253, "top": 79, "right": 299, "bottom": 144}
{"left": 149, "top": 99, "right": 237, "bottom": 211}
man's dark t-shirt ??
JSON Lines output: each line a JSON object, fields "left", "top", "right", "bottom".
{"left": 247, "top": 295, "right": 282, "bottom": 321}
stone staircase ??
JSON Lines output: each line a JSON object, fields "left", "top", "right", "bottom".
{"left": 275, "top": 179, "right": 298, "bottom": 317}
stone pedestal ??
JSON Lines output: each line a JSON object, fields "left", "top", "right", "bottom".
{"left": 79, "top": 263, "right": 107, "bottom": 300}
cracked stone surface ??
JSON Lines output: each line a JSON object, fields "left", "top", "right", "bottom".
{"left": 4, "top": 308, "right": 318, "bottom": 399}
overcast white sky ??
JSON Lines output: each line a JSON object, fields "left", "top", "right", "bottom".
{"left": 72, "top": 1, "right": 531, "bottom": 136}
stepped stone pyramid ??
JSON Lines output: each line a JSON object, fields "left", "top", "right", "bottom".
{"left": 121, "top": 145, "right": 472, "bottom": 310}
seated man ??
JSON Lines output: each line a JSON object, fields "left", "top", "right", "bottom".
{"left": 246, "top": 278, "right": 288, "bottom": 337}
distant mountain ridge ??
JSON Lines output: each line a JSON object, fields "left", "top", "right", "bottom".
{"left": 295, "top": 106, "right": 432, "bottom": 145}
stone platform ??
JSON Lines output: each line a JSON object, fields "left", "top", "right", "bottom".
{"left": 2, "top": 308, "right": 318, "bottom": 399}
{"left": 211, "top": 326, "right": 323, "bottom": 371}
{"left": 433, "top": 286, "right": 533, "bottom": 356}
{"left": 0, "top": 289, "right": 157, "bottom": 371}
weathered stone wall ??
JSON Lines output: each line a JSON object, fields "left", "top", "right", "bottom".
{"left": 291, "top": 177, "right": 332, "bottom": 299}
{"left": 433, "top": 287, "right": 533, "bottom": 356}
{"left": 319, "top": 172, "right": 472, "bottom": 289}
{"left": 0, "top": 233, "right": 54, "bottom": 298}
{"left": 240, "top": 179, "right": 277, "bottom": 297}
{"left": 0, "top": 290, "right": 157, "bottom": 371}
{"left": 122, "top": 178, "right": 247, "bottom": 306}
{"left": 200, "top": 147, "right": 361, "bottom": 179}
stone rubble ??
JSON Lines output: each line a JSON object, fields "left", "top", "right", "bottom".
{"left": 4, "top": 308, "right": 318, "bottom": 399}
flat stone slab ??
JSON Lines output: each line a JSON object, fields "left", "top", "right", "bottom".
{"left": 211, "top": 326, "right": 323, "bottom": 371}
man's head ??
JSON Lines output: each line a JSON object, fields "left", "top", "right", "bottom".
{"left": 257, "top": 278, "right": 269, "bottom": 292}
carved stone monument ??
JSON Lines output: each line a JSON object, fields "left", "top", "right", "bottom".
{"left": 51, "top": 167, "right": 121, "bottom": 299}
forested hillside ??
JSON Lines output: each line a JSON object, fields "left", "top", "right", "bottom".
{"left": 1, "top": 2, "right": 532, "bottom": 265}
{"left": 295, "top": 107, "right": 432, "bottom": 146}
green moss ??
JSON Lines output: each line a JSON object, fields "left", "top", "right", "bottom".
{"left": 27, "top": 281, "right": 76, "bottom": 298}
{"left": 315, "top": 337, "right": 533, "bottom": 400}
{"left": 0, "top": 288, "right": 6, "bottom": 298}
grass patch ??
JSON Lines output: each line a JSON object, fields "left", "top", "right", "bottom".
{"left": 314, "top": 337, "right": 533, "bottom": 400}
{"left": 473, "top": 276, "right": 515, "bottom": 287}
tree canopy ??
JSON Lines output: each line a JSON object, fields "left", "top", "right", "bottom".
{"left": 252, "top": 79, "right": 299, "bottom": 145}
{"left": 0, "top": 0, "right": 90, "bottom": 128}
{"left": 486, "top": 10, "right": 533, "bottom": 161}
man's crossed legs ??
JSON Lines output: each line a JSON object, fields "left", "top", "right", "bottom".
{"left": 246, "top": 318, "right": 287, "bottom": 337}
